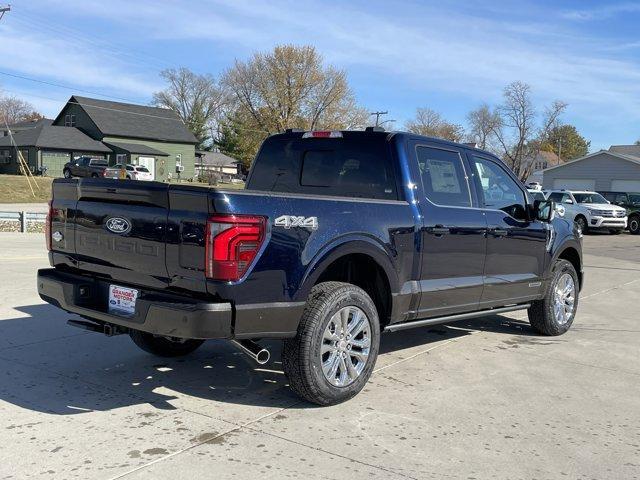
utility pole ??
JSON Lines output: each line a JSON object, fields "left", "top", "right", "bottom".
{"left": 0, "top": 5, "right": 10, "bottom": 21}
{"left": 370, "top": 110, "right": 388, "bottom": 127}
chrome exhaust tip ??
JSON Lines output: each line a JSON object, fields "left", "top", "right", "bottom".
{"left": 231, "top": 339, "right": 270, "bottom": 365}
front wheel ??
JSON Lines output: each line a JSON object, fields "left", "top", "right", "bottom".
{"left": 574, "top": 216, "right": 588, "bottom": 234}
{"left": 129, "top": 330, "right": 204, "bottom": 357}
{"left": 282, "top": 282, "right": 380, "bottom": 406}
{"left": 63, "top": 169, "right": 72, "bottom": 179}
{"left": 629, "top": 216, "right": 640, "bottom": 235}
{"left": 528, "top": 259, "right": 579, "bottom": 336}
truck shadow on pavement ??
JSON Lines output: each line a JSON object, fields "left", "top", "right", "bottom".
{"left": 0, "top": 303, "right": 543, "bottom": 415}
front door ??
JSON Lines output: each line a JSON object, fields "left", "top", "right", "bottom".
{"left": 470, "top": 154, "right": 547, "bottom": 306}
{"left": 414, "top": 143, "right": 487, "bottom": 318}
{"left": 137, "top": 157, "right": 156, "bottom": 180}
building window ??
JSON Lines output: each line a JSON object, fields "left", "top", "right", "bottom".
{"left": 116, "top": 154, "right": 127, "bottom": 164}
{"left": 64, "top": 114, "right": 76, "bottom": 127}
{"left": 0, "top": 149, "right": 10, "bottom": 164}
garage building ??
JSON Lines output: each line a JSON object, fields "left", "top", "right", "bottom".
{"left": 542, "top": 146, "right": 640, "bottom": 192}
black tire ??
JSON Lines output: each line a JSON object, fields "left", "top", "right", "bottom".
{"left": 129, "top": 330, "right": 204, "bottom": 357}
{"left": 528, "top": 259, "right": 579, "bottom": 336}
{"left": 126, "top": 175, "right": 132, "bottom": 180}
{"left": 63, "top": 169, "right": 71, "bottom": 179}
{"left": 91, "top": 173, "right": 99, "bottom": 178}
{"left": 574, "top": 216, "right": 588, "bottom": 234}
{"left": 282, "top": 282, "right": 380, "bottom": 406}
{"left": 629, "top": 215, "right": 640, "bottom": 235}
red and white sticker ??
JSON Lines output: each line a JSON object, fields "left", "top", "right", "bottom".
{"left": 108, "top": 285, "right": 138, "bottom": 316}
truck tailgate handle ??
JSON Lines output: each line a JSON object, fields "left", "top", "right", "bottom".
{"left": 429, "top": 225, "right": 450, "bottom": 236}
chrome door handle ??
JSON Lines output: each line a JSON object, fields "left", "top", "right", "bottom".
{"left": 491, "top": 228, "right": 508, "bottom": 237}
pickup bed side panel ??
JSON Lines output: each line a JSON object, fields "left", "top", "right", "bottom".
{"left": 206, "top": 190, "right": 418, "bottom": 336}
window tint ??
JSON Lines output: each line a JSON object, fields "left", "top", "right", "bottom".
{"left": 248, "top": 133, "right": 397, "bottom": 200}
{"left": 629, "top": 194, "right": 640, "bottom": 204}
{"left": 416, "top": 146, "right": 471, "bottom": 207}
{"left": 547, "top": 192, "right": 566, "bottom": 202}
{"left": 473, "top": 156, "right": 526, "bottom": 220}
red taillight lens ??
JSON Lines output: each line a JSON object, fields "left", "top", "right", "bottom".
{"left": 205, "top": 214, "right": 266, "bottom": 281}
{"left": 301, "top": 131, "right": 343, "bottom": 138}
{"left": 45, "top": 200, "right": 53, "bottom": 251}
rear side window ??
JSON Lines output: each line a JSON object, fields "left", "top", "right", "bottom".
{"left": 247, "top": 133, "right": 398, "bottom": 200}
{"left": 416, "top": 146, "right": 471, "bottom": 207}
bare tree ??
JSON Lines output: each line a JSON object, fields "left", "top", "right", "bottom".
{"left": 222, "top": 45, "right": 368, "bottom": 136}
{"left": 152, "top": 68, "right": 228, "bottom": 147}
{"left": 491, "top": 81, "right": 566, "bottom": 181}
{"left": 0, "top": 95, "right": 42, "bottom": 125}
{"left": 466, "top": 103, "right": 500, "bottom": 150}
{"left": 405, "top": 108, "right": 465, "bottom": 142}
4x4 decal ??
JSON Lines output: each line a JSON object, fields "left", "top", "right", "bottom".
{"left": 274, "top": 215, "right": 319, "bottom": 230}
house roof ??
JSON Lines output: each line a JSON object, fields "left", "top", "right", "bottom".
{"left": 543, "top": 149, "right": 640, "bottom": 172}
{"left": 609, "top": 145, "right": 640, "bottom": 159}
{"left": 195, "top": 151, "right": 238, "bottom": 167}
{"left": 0, "top": 125, "right": 112, "bottom": 152}
{"left": 104, "top": 141, "right": 169, "bottom": 156}
{"left": 4, "top": 118, "right": 53, "bottom": 131}
{"left": 56, "top": 96, "right": 198, "bottom": 144}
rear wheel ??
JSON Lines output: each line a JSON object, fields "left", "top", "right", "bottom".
{"left": 629, "top": 215, "right": 640, "bottom": 235}
{"left": 129, "top": 330, "right": 204, "bottom": 357}
{"left": 528, "top": 259, "right": 579, "bottom": 336}
{"left": 282, "top": 282, "right": 380, "bottom": 406}
{"left": 574, "top": 216, "right": 588, "bottom": 234}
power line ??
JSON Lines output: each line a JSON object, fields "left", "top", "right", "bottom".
{"left": 0, "top": 71, "right": 141, "bottom": 103}
{"left": 0, "top": 5, "right": 10, "bottom": 21}
{"left": 370, "top": 110, "right": 388, "bottom": 127}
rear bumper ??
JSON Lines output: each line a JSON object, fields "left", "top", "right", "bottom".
{"left": 37, "top": 269, "right": 303, "bottom": 340}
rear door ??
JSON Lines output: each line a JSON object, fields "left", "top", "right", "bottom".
{"left": 73, "top": 179, "right": 170, "bottom": 290}
{"left": 469, "top": 154, "right": 547, "bottom": 305}
{"left": 413, "top": 142, "right": 487, "bottom": 318}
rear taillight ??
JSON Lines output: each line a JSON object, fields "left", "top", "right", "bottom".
{"left": 205, "top": 214, "right": 267, "bottom": 282}
{"left": 45, "top": 200, "right": 53, "bottom": 251}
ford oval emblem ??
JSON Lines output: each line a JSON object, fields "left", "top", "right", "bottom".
{"left": 105, "top": 217, "right": 132, "bottom": 235}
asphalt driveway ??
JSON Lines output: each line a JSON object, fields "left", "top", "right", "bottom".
{"left": 0, "top": 232, "right": 638, "bottom": 479}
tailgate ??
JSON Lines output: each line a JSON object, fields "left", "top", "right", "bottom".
{"left": 72, "top": 179, "right": 170, "bottom": 289}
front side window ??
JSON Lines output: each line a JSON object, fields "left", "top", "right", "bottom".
{"left": 473, "top": 156, "right": 526, "bottom": 220}
{"left": 573, "top": 193, "right": 607, "bottom": 204}
{"left": 416, "top": 146, "right": 471, "bottom": 207}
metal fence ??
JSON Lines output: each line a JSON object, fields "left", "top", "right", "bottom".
{"left": 0, "top": 211, "right": 47, "bottom": 232}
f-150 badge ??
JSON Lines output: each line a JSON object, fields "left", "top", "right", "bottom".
{"left": 275, "top": 215, "right": 319, "bottom": 230}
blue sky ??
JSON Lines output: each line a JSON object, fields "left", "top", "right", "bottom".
{"left": 1, "top": 0, "right": 639, "bottom": 149}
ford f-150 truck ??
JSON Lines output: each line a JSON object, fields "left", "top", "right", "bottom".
{"left": 38, "top": 128, "right": 583, "bottom": 405}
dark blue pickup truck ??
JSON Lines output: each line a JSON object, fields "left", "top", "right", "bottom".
{"left": 38, "top": 128, "right": 583, "bottom": 405}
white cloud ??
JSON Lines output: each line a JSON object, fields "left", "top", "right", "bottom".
{"left": 560, "top": 2, "right": 640, "bottom": 21}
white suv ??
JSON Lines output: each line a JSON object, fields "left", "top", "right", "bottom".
{"left": 546, "top": 190, "right": 627, "bottom": 234}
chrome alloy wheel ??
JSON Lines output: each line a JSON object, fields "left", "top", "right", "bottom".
{"left": 321, "top": 306, "right": 372, "bottom": 387}
{"left": 553, "top": 273, "right": 576, "bottom": 325}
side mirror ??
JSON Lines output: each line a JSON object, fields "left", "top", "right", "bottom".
{"left": 534, "top": 200, "right": 555, "bottom": 222}
{"left": 564, "top": 199, "right": 573, "bottom": 204}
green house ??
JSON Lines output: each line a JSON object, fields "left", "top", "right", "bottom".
{"left": 52, "top": 96, "right": 198, "bottom": 181}
{"left": 0, "top": 118, "right": 111, "bottom": 177}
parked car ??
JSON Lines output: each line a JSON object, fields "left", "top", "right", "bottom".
{"left": 546, "top": 190, "right": 627, "bottom": 234}
{"left": 599, "top": 191, "right": 640, "bottom": 235}
{"left": 526, "top": 181, "right": 543, "bottom": 191}
{"left": 62, "top": 156, "right": 109, "bottom": 178}
{"left": 527, "top": 189, "right": 546, "bottom": 202}
{"left": 103, "top": 164, "right": 153, "bottom": 181}
{"left": 38, "top": 129, "right": 583, "bottom": 405}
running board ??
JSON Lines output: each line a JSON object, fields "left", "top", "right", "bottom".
{"left": 384, "top": 304, "right": 531, "bottom": 333}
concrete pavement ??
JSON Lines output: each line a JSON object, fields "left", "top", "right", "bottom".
{"left": 0, "top": 232, "right": 638, "bottom": 479}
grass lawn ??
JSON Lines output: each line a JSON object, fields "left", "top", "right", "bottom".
{"left": 0, "top": 175, "right": 53, "bottom": 203}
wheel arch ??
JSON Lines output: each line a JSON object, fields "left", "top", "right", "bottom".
{"left": 296, "top": 238, "right": 399, "bottom": 327}
{"left": 554, "top": 244, "right": 583, "bottom": 289}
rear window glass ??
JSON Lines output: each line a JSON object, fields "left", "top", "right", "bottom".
{"left": 136, "top": 166, "right": 150, "bottom": 172}
{"left": 247, "top": 133, "right": 398, "bottom": 200}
